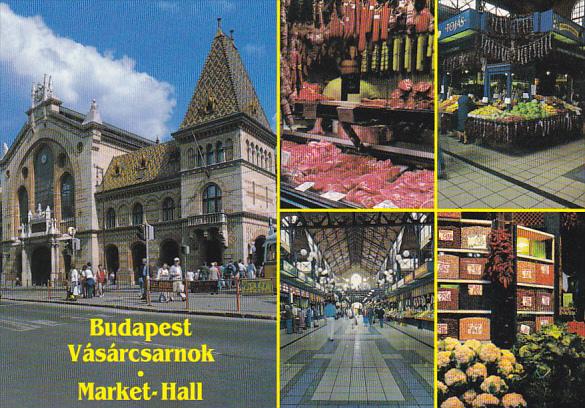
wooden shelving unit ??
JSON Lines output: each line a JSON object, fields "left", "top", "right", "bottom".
{"left": 438, "top": 214, "right": 559, "bottom": 343}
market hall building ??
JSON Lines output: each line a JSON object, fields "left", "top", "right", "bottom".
{"left": 0, "top": 25, "right": 276, "bottom": 286}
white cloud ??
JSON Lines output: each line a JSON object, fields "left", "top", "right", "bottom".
{"left": 0, "top": 3, "right": 176, "bottom": 140}
{"left": 243, "top": 43, "right": 266, "bottom": 57}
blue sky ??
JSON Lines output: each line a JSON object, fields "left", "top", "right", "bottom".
{"left": 0, "top": 0, "right": 276, "bottom": 145}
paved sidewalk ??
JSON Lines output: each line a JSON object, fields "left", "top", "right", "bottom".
{"left": 0, "top": 287, "right": 276, "bottom": 319}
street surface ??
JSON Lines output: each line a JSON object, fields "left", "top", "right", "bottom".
{"left": 0, "top": 300, "right": 276, "bottom": 407}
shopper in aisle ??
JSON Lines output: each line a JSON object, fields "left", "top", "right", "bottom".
{"left": 324, "top": 300, "right": 336, "bottom": 341}
{"left": 376, "top": 306, "right": 385, "bottom": 328}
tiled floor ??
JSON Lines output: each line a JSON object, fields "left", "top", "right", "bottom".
{"left": 439, "top": 156, "right": 566, "bottom": 208}
{"left": 439, "top": 133, "right": 585, "bottom": 208}
{"left": 281, "top": 317, "right": 433, "bottom": 407}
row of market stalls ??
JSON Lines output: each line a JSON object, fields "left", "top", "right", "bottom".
{"left": 280, "top": 0, "right": 436, "bottom": 209}
{"left": 279, "top": 212, "right": 434, "bottom": 333}
{"left": 438, "top": 0, "right": 585, "bottom": 209}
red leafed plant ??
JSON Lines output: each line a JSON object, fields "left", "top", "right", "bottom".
{"left": 486, "top": 228, "right": 515, "bottom": 288}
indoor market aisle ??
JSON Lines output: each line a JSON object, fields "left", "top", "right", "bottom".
{"left": 281, "top": 317, "right": 433, "bottom": 407}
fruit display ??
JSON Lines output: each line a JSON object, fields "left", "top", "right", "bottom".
{"left": 465, "top": 98, "right": 582, "bottom": 146}
{"left": 440, "top": 95, "right": 461, "bottom": 113}
{"left": 438, "top": 338, "right": 527, "bottom": 408}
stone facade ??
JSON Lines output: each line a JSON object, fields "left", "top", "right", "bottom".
{"left": 0, "top": 28, "right": 276, "bottom": 286}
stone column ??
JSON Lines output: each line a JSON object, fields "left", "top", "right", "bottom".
{"left": 21, "top": 245, "right": 31, "bottom": 287}
{"left": 50, "top": 238, "right": 59, "bottom": 283}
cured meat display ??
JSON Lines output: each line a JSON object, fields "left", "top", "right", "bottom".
{"left": 282, "top": 141, "right": 433, "bottom": 208}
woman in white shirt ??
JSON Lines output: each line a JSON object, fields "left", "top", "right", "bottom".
{"left": 70, "top": 266, "right": 79, "bottom": 298}
{"left": 157, "top": 263, "right": 170, "bottom": 302}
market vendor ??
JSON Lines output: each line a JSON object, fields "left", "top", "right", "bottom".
{"left": 455, "top": 92, "right": 476, "bottom": 144}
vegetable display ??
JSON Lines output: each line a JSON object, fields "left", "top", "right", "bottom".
{"left": 438, "top": 338, "right": 527, "bottom": 408}
{"left": 514, "top": 325, "right": 585, "bottom": 408}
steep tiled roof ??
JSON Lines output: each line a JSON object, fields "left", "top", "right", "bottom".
{"left": 180, "top": 29, "right": 270, "bottom": 129}
{"left": 101, "top": 142, "right": 180, "bottom": 191}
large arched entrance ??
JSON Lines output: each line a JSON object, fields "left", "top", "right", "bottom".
{"left": 159, "top": 240, "right": 180, "bottom": 266}
{"left": 105, "top": 245, "right": 120, "bottom": 274}
{"left": 131, "top": 242, "right": 146, "bottom": 283}
{"left": 203, "top": 239, "right": 223, "bottom": 265}
{"left": 253, "top": 235, "right": 266, "bottom": 266}
{"left": 31, "top": 246, "right": 51, "bottom": 285}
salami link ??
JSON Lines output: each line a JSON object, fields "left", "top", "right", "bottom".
{"left": 372, "top": 6, "right": 381, "bottom": 43}
{"left": 380, "top": 3, "right": 390, "bottom": 41}
{"left": 358, "top": 1, "right": 369, "bottom": 52}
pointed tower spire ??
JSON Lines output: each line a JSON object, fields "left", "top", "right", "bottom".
{"left": 179, "top": 21, "right": 269, "bottom": 130}
{"left": 83, "top": 99, "right": 102, "bottom": 125}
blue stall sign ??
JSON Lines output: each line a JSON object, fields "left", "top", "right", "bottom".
{"left": 439, "top": 9, "right": 480, "bottom": 43}
{"left": 538, "top": 10, "right": 584, "bottom": 44}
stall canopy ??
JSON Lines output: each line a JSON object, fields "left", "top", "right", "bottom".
{"left": 282, "top": 212, "right": 432, "bottom": 277}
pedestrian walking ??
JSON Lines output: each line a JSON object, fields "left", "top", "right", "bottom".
{"left": 324, "top": 300, "right": 336, "bottom": 341}
{"left": 376, "top": 306, "right": 385, "bottom": 328}
{"left": 208, "top": 262, "right": 220, "bottom": 294}
{"left": 246, "top": 259, "right": 256, "bottom": 279}
{"left": 96, "top": 264, "right": 106, "bottom": 297}
{"left": 170, "top": 258, "right": 184, "bottom": 301}
{"left": 157, "top": 263, "right": 170, "bottom": 302}
{"left": 69, "top": 265, "right": 79, "bottom": 300}
{"left": 85, "top": 265, "right": 95, "bottom": 299}
{"left": 80, "top": 265, "right": 87, "bottom": 298}
{"left": 139, "top": 258, "right": 149, "bottom": 300}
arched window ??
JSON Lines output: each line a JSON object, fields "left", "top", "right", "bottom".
{"left": 60, "top": 173, "right": 75, "bottom": 220}
{"left": 162, "top": 197, "right": 175, "bottom": 221}
{"left": 225, "top": 139, "right": 234, "bottom": 161}
{"left": 187, "top": 147, "right": 196, "bottom": 168}
{"left": 202, "top": 184, "right": 222, "bottom": 214}
{"left": 195, "top": 147, "right": 203, "bottom": 167}
{"left": 105, "top": 208, "right": 116, "bottom": 229}
{"left": 17, "top": 186, "right": 28, "bottom": 225}
{"left": 34, "top": 145, "right": 54, "bottom": 210}
{"left": 267, "top": 152, "right": 272, "bottom": 171}
{"left": 255, "top": 146, "right": 260, "bottom": 166}
{"left": 132, "top": 203, "right": 144, "bottom": 226}
{"left": 251, "top": 143, "right": 256, "bottom": 164}
{"left": 206, "top": 144, "right": 214, "bottom": 166}
{"left": 573, "top": 0, "right": 584, "bottom": 24}
{"left": 246, "top": 140, "right": 250, "bottom": 161}
{"left": 216, "top": 141, "right": 225, "bottom": 162}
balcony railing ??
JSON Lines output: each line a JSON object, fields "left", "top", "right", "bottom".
{"left": 60, "top": 218, "right": 76, "bottom": 232}
{"left": 188, "top": 212, "right": 227, "bottom": 226}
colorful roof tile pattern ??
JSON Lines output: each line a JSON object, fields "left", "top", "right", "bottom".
{"left": 180, "top": 29, "right": 270, "bottom": 129}
{"left": 101, "top": 142, "right": 180, "bottom": 191}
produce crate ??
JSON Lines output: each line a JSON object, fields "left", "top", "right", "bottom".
{"left": 461, "top": 226, "right": 490, "bottom": 250}
{"left": 438, "top": 212, "right": 461, "bottom": 219}
{"left": 438, "top": 318, "right": 459, "bottom": 339}
{"left": 535, "top": 289, "right": 553, "bottom": 312}
{"left": 438, "top": 226, "right": 461, "bottom": 249}
{"left": 517, "top": 261, "right": 536, "bottom": 284}
{"left": 459, "top": 284, "right": 491, "bottom": 310}
{"left": 536, "top": 316, "right": 554, "bottom": 332}
{"left": 517, "top": 320, "right": 536, "bottom": 336}
{"left": 459, "top": 317, "right": 491, "bottom": 341}
{"left": 438, "top": 254, "right": 459, "bottom": 279}
{"left": 459, "top": 257, "right": 488, "bottom": 280}
{"left": 438, "top": 287, "right": 459, "bottom": 310}
{"left": 536, "top": 263, "right": 554, "bottom": 287}
{"left": 517, "top": 289, "right": 536, "bottom": 311}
